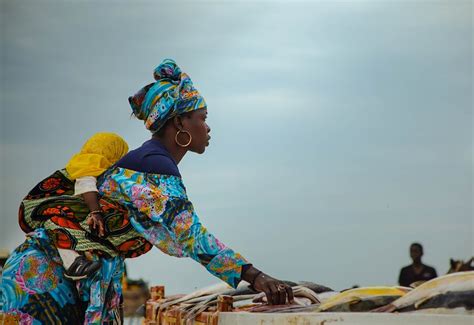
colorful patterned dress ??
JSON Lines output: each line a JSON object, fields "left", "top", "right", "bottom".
{"left": 1, "top": 165, "right": 249, "bottom": 324}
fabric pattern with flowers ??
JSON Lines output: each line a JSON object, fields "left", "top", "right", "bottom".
{"left": 99, "top": 167, "right": 249, "bottom": 288}
{"left": 2, "top": 166, "right": 248, "bottom": 323}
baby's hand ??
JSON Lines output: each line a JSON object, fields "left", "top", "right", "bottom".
{"left": 86, "top": 211, "right": 105, "bottom": 237}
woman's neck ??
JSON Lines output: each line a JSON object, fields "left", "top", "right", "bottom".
{"left": 152, "top": 134, "right": 187, "bottom": 164}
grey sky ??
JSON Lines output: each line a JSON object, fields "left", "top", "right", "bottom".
{"left": 1, "top": 0, "right": 472, "bottom": 293}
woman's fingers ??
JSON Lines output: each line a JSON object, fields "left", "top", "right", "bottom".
{"left": 252, "top": 272, "right": 293, "bottom": 305}
{"left": 265, "top": 283, "right": 276, "bottom": 305}
{"left": 277, "top": 284, "right": 287, "bottom": 305}
{"left": 286, "top": 286, "right": 294, "bottom": 303}
{"left": 274, "top": 283, "right": 283, "bottom": 304}
{"left": 270, "top": 283, "right": 281, "bottom": 305}
{"left": 263, "top": 284, "right": 272, "bottom": 305}
{"left": 263, "top": 284, "right": 273, "bottom": 305}
{"left": 269, "top": 282, "right": 291, "bottom": 305}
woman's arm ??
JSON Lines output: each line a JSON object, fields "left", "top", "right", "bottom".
{"left": 131, "top": 196, "right": 293, "bottom": 304}
{"left": 100, "top": 169, "right": 293, "bottom": 304}
{"left": 128, "top": 196, "right": 249, "bottom": 288}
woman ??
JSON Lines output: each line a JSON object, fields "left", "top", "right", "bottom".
{"left": 1, "top": 59, "right": 293, "bottom": 324}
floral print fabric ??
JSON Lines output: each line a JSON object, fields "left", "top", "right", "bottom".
{"left": 18, "top": 169, "right": 152, "bottom": 258}
{"left": 1, "top": 228, "right": 124, "bottom": 324}
{"left": 99, "top": 167, "right": 249, "bottom": 288}
{"left": 2, "top": 166, "right": 248, "bottom": 323}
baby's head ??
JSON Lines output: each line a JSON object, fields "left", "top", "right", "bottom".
{"left": 80, "top": 132, "right": 129, "bottom": 164}
{"left": 66, "top": 132, "right": 129, "bottom": 179}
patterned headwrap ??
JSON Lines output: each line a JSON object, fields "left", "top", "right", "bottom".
{"left": 129, "top": 59, "right": 207, "bottom": 133}
{"left": 65, "top": 132, "right": 129, "bottom": 179}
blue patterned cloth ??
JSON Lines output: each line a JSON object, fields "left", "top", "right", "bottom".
{"left": 99, "top": 167, "right": 249, "bottom": 288}
{"left": 1, "top": 166, "right": 248, "bottom": 323}
{"left": 128, "top": 59, "right": 207, "bottom": 133}
{"left": 1, "top": 228, "right": 124, "bottom": 324}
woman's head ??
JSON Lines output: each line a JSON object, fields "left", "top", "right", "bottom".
{"left": 129, "top": 59, "right": 210, "bottom": 154}
{"left": 160, "top": 108, "right": 211, "bottom": 154}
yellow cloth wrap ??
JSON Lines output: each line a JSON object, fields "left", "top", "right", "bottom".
{"left": 65, "top": 132, "right": 129, "bottom": 180}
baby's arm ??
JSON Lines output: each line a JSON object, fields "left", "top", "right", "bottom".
{"left": 75, "top": 176, "right": 105, "bottom": 237}
{"left": 82, "top": 191, "right": 105, "bottom": 237}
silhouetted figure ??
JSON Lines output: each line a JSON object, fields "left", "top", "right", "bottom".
{"left": 399, "top": 243, "right": 437, "bottom": 287}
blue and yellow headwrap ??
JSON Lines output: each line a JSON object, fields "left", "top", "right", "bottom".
{"left": 129, "top": 59, "right": 207, "bottom": 133}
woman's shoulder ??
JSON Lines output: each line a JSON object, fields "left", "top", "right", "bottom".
{"left": 100, "top": 166, "right": 187, "bottom": 199}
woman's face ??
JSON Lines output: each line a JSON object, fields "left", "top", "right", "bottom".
{"left": 180, "top": 108, "right": 211, "bottom": 154}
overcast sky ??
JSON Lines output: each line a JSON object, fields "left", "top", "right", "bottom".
{"left": 1, "top": 0, "right": 472, "bottom": 294}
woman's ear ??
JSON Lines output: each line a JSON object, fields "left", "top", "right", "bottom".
{"left": 172, "top": 115, "right": 184, "bottom": 130}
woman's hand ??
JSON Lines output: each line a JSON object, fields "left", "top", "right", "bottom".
{"left": 242, "top": 265, "right": 294, "bottom": 305}
{"left": 86, "top": 212, "right": 105, "bottom": 237}
{"left": 252, "top": 273, "right": 294, "bottom": 305}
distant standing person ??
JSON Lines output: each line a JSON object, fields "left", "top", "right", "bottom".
{"left": 398, "top": 243, "right": 437, "bottom": 287}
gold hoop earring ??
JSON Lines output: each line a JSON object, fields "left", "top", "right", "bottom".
{"left": 175, "top": 130, "right": 192, "bottom": 147}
